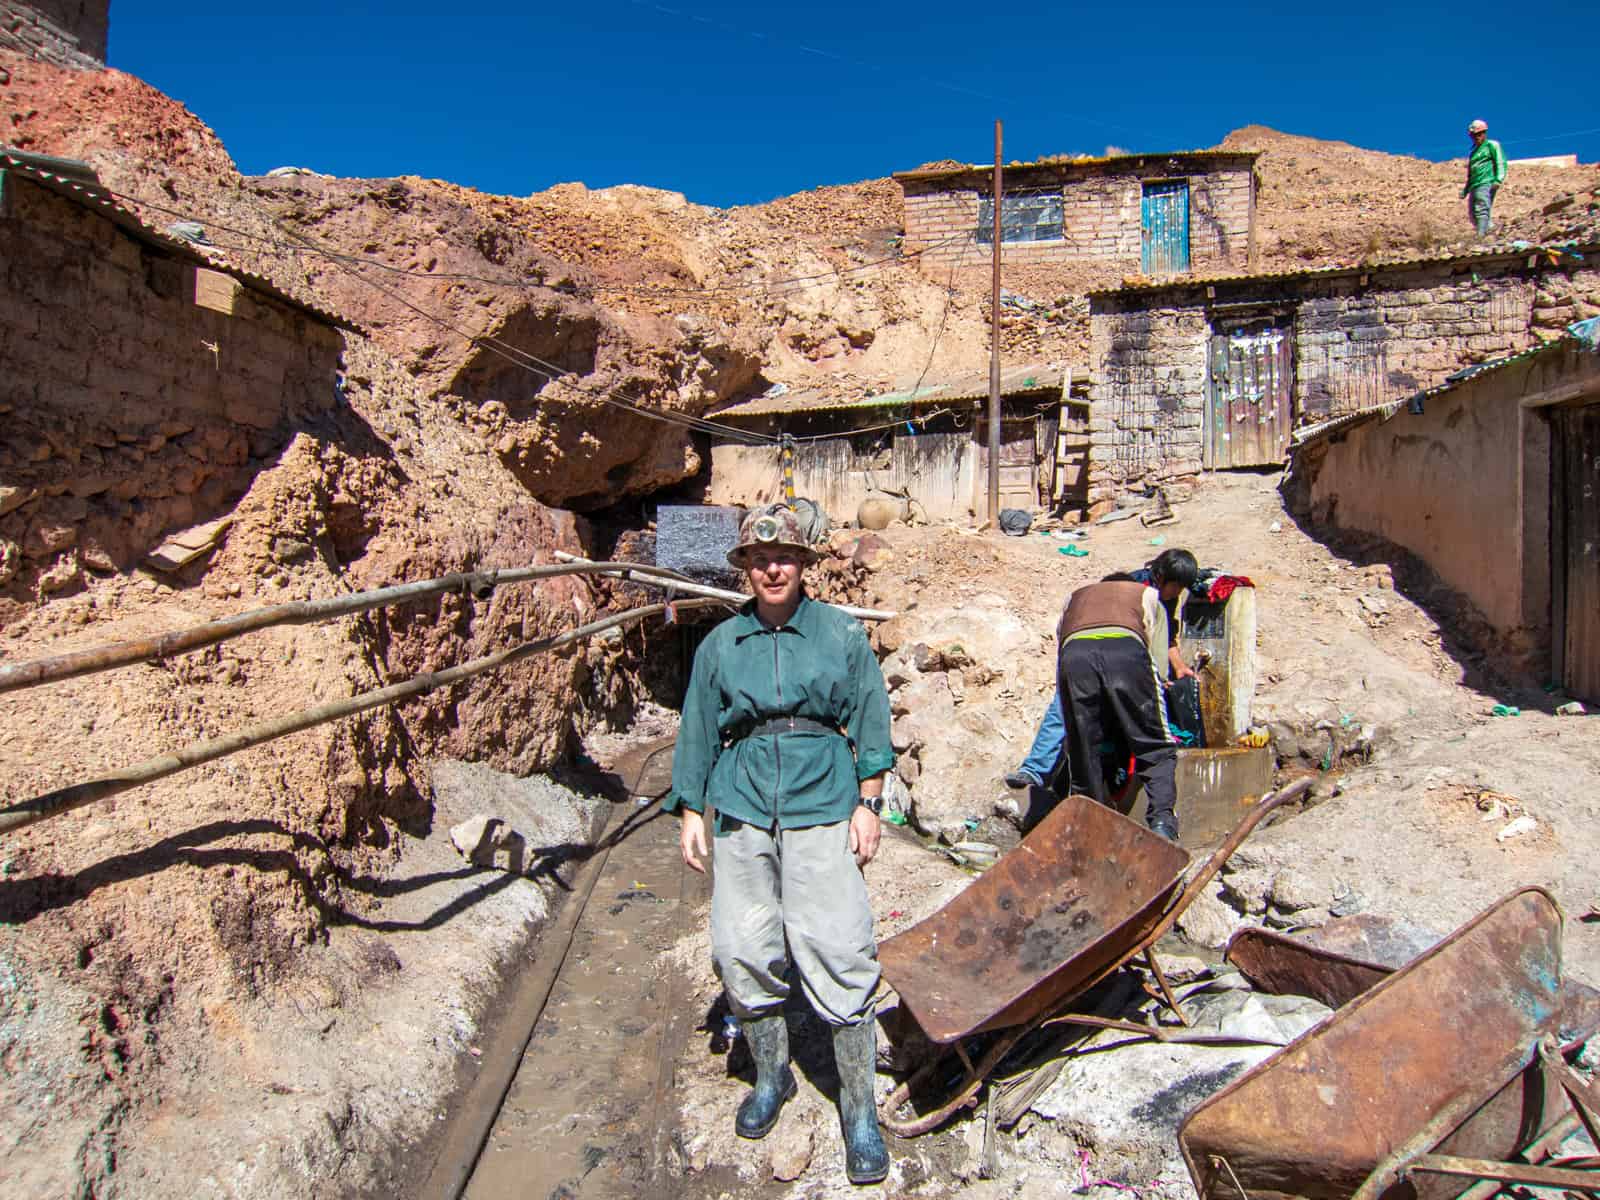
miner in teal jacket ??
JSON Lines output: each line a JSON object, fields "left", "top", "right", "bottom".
{"left": 665, "top": 506, "right": 893, "bottom": 1185}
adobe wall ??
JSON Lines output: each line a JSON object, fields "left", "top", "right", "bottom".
{"left": 1087, "top": 255, "right": 1600, "bottom": 501}
{"left": 0, "top": 0, "right": 108, "bottom": 68}
{"left": 0, "top": 175, "right": 345, "bottom": 595}
{"left": 900, "top": 161, "right": 1254, "bottom": 273}
{"left": 1290, "top": 342, "right": 1600, "bottom": 669}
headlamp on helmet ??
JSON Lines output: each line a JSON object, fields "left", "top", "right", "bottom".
{"left": 752, "top": 514, "right": 783, "bottom": 543}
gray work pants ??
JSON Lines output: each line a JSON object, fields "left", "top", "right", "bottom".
{"left": 711, "top": 818, "right": 879, "bottom": 1026}
{"left": 1469, "top": 184, "right": 1497, "bottom": 236}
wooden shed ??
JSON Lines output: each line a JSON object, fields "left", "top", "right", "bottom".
{"left": 703, "top": 365, "right": 1087, "bottom": 523}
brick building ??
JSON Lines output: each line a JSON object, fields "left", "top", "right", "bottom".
{"left": 1084, "top": 245, "right": 1600, "bottom": 504}
{"left": 0, "top": 150, "right": 359, "bottom": 597}
{"left": 0, "top": 0, "right": 108, "bottom": 69}
{"left": 896, "top": 150, "right": 1258, "bottom": 275}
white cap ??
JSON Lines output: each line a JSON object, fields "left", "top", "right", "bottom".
{"left": 1468, "top": 119, "right": 1488, "bottom": 133}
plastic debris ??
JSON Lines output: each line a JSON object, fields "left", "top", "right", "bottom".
{"left": 999, "top": 508, "right": 1033, "bottom": 536}
{"left": 1237, "top": 727, "right": 1270, "bottom": 749}
{"left": 1490, "top": 704, "right": 1521, "bottom": 717}
{"left": 884, "top": 809, "right": 908, "bottom": 826}
{"left": 1148, "top": 535, "right": 1167, "bottom": 547}
{"left": 1268, "top": 521, "right": 1283, "bottom": 533}
{"left": 164, "top": 220, "right": 211, "bottom": 244}
{"left": 1496, "top": 815, "right": 1538, "bottom": 842}
{"left": 1556, "top": 701, "right": 1587, "bottom": 716}
{"left": 1059, "top": 544, "right": 1090, "bottom": 558}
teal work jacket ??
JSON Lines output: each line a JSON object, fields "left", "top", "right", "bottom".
{"left": 664, "top": 594, "right": 894, "bottom": 832}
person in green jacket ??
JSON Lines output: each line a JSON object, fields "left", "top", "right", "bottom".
{"left": 666, "top": 505, "right": 894, "bottom": 1185}
{"left": 1461, "top": 119, "right": 1507, "bottom": 237}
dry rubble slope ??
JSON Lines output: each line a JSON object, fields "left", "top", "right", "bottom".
{"left": 2, "top": 47, "right": 1599, "bottom": 1200}
{"left": 668, "top": 471, "right": 1600, "bottom": 1198}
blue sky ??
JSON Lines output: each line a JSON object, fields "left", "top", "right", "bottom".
{"left": 111, "top": 0, "right": 1598, "bottom": 207}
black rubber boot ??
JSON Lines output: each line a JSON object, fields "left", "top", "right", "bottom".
{"left": 735, "top": 1012, "right": 796, "bottom": 1140}
{"left": 832, "top": 1017, "right": 890, "bottom": 1184}
{"left": 1148, "top": 812, "right": 1179, "bottom": 843}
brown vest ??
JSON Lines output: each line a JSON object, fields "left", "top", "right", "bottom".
{"left": 1058, "top": 580, "right": 1148, "bottom": 642}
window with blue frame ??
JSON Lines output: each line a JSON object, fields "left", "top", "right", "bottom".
{"left": 976, "top": 189, "right": 1064, "bottom": 243}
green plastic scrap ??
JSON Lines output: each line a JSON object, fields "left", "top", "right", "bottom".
{"left": 885, "top": 810, "right": 908, "bottom": 826}
{"left": 1148, "top": 535, "right": 1167, "bottom": 547}
{"left": 1490, "top": 704, "right": 1521, "bottom": 717}
{"left": 1058, "top": 545, "right": 1090, "bottom": 558}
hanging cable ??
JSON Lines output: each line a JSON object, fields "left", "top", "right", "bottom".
{"left": 261, "top": 214, "right": 778, "bottom": 445}
{"left": 105, "top": 186, "right": 970, "bottom": 303}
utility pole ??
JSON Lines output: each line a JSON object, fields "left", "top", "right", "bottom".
{"left": 987, "top": 120, "right": 1003, "bottom": 527}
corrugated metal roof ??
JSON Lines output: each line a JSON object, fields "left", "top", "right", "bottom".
{"left": 893, "top": 149, "right": 1258, "bottom": 184}
{"left": 1290, "top": 335, "right": 1577, "bottom": 451}
{"left": 0, "top": 151, "right": 364, "bottom": 332}
{"left": 709, "top": 363, "right": 1067, "bottom": 419}
{"left": 1088, "top": 241, "right": 1595, "bottom": 301}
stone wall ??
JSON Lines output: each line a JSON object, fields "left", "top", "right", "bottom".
{"left": 1088, "top": 307, "right": 1209, "bottom": 501}
{"left": 1087, "top": 251, "right": 1600, "bottom": 501}
{"left": 0, "top": 174, "right": 345, "bottom": 596}
{"left": 0, "top": 0, "right": 108, "bottom": 69}
{"left": 900, "top": 158, "right": 1255, "bottom": 274}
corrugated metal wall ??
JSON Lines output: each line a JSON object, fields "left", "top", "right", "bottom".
{"left": 1206, "top": 321, "right": 1295, "bottom": 468}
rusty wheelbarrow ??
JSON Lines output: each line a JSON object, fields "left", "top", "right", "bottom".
{"left": 1180, "top": 886, "right": 1600, "bottom": 1200}
{"left": 877, "top": 778, "right": 1313, "bottom": 1137}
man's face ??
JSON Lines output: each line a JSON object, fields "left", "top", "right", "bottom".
{"left": 1470, "top": 129, "right": 1486, "bottom": 144}
{"left": 745, "top": 547, "right": 803, "bottom": 609}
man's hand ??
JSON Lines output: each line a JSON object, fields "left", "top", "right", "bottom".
{"left": 680, "top": 809, "right": 709, "bottom": 874}
{"left": 1169, "top": 646, "right": 1196, "bottom": 681}
{"left": 848, "top": 805, "right": 881, "bottom": 868}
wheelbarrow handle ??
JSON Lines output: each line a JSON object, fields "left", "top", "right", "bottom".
{"left": 1141, "top": 777, "right": 1315, "bottom": 954}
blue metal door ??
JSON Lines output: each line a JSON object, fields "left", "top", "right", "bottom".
{"left": 1141, "top": 181, "right": 1190, "bottom": 274}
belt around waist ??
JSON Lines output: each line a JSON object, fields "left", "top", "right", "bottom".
{"left": 745, "top": 716, "right": 840, "bottom": 737}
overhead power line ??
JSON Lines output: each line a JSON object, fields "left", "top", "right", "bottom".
{"left": 107, "top": 186, "right": 966, "bottom": 303}
{"left": 95, "top": 184, "right": 778, "bottom": 445}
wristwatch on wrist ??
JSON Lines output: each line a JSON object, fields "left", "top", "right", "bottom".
{"left": 857, "top": 794, "right": 884, "bottom": 816}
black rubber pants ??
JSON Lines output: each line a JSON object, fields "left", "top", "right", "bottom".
{"left": 1059, "top": 635, "right": 1177, "bottom": 827}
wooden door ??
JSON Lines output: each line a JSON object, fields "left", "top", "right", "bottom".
{"left": 975, "top": 417, "right": 1039, "bottom": 513}
{"left": 1141, "top": 181, "right": 1190, "bottom": 275}
{"left": 1555, "top": 404, "right": 1600, "bottom": 701}
{"left": 1205, "top": 320, "right": 1295, "bottom": 469}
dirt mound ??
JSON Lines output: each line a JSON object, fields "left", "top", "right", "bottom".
{"left": 1, "top": 57, "right": 237, "bottom": 190}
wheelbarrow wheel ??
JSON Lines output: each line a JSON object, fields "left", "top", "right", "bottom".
{"left": 879, "top": 1027, "right": 1030, "bottom": 1138}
